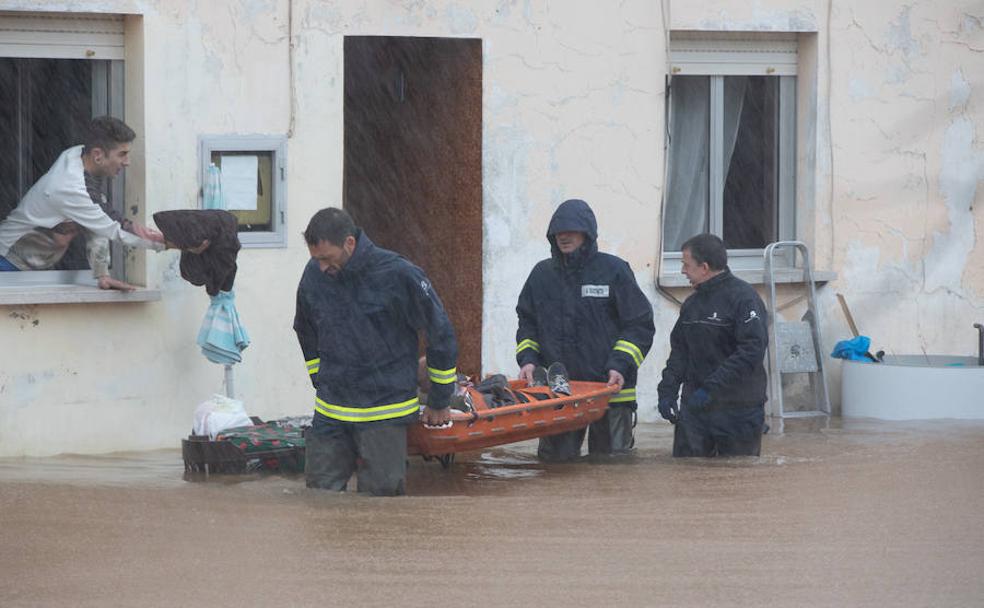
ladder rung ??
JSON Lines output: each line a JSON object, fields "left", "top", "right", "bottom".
{"left": 780, "top": 410, "right": 829, "bottom": 418}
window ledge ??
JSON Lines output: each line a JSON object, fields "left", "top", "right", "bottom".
{"left": 658, "top": 268, "right": 837, "bottom": 288}
{"left": 0, "top": 285, "right": 161, "bottom": 306}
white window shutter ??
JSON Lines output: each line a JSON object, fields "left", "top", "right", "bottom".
{"left": 0, "top": 12, "right": 124, "bottom": 60}
{"left": 670, "top": 33, "right": 798, "bottom": 76}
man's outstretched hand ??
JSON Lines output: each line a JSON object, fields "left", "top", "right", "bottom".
{"left": 129, "top": 222, "right": 165, "bottom": 243}
{"left": 165, "top": 239, "right": 211, "bottom": 254}
{"left": 97, "top": 276, "right": 136, "bottom": 292}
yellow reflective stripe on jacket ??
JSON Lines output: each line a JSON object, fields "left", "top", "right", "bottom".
{"left": 427, "top": 366, "right": 457, "bottom": 385}
{"left": 613, "top": 340, "right": 644, "bottom": 367}
{"left": 609, "top": 387, "right": 637, "bottom": 403}
{"left": 516, "top": 338, "right": 540, "bottom": 355}
{"left": 314, "top": 396, "right": 419, "bottom": 422}
{"left": 306, "top": 358, "right": 320, "bottom": 375}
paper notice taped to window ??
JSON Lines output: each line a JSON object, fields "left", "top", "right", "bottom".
{"left": 220, "top": 155, "right": 258, "bottom": 211}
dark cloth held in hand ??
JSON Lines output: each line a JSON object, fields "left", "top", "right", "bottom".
{"left": 153, "top": 209, "right": 241, "bottom": 295}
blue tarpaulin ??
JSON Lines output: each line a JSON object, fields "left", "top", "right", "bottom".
{"left": 831, "top": 336, "right": 872, "bottom": 362}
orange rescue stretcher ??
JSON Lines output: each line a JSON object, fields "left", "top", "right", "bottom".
{"left": 407, "top": 379, "right": 618, "bottom": 463}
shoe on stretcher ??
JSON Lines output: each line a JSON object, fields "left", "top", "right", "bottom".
{"left": 547, "top": 361, "right": 571, "bottom": 396}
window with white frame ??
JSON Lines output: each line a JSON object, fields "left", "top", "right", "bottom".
{"left": 664, "top": 33, "right": 797, "bottom": 269}
{"left": 199, "top": 135, "right": 288, "bottom": 248}
{"left": 0, "top": 11, "right": 128, "bottom": 286}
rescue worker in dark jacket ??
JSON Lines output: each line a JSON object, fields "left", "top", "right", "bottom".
{"left": 657, "top": 233, "right": 769, "bottom": 457}
{"left": 294, "top": 208, "right": 458, "bottom": 495}
{"left": 516, "top": 198, "right": 655, "bottom": 460}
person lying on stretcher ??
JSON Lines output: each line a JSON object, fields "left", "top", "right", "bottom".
{"left": 416, "top": 358, "right": 573, "bottom": 412}
{"left": 468, "top": 361, "right": 573, "bottom": 409}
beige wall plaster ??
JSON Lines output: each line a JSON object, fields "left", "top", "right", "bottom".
{"left": 1, "top": 0, "right": 982, "bottom": 452}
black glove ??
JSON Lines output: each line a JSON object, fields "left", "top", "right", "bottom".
{"left": 686, "top": 387, "right": 711, "bottom": 409}
{"left": 657, "top": 397, "right": 679, "bottom": 424}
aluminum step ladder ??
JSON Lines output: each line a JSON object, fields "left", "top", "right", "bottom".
{"left": 763, "top": 241, "right": 830, "bottom": 419}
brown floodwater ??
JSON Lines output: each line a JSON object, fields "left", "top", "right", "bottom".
{"left": 1, "top": 418, "right": 983, "bottom": 607}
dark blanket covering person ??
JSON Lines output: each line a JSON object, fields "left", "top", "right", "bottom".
{"left": 153, "top": 210, "right": 240, "bottom": 295}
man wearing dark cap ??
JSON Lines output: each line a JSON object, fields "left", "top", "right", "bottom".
{"left": 515, "top": 198, "right": 655, "bottom": 460}
{"left": 656, "top": 233, "right": 769, "bottom": 457}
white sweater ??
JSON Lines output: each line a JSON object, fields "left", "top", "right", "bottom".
{"left": 0, "top": 145, "right": 163, "bottom": 258}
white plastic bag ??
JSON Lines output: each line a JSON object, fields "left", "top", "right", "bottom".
{"left": 193, "top": 394, "right": 252, "bottom": 439}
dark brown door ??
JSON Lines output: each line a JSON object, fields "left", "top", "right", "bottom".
{"left": 344, "top": 36, "right": 483, "bottom": 377}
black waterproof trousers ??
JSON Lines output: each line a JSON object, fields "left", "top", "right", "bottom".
{"left": 537, "top": 405, "right": 635, "bottom": 461}
{"left": 304, "top": 417, "right": 408, "bottom": 496}
{"left": 672, "top": 404, "right": 765, "bottom": 457}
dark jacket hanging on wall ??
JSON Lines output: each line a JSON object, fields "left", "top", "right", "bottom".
{"left": 153, "top": 210, "right": 241, "bottom": 295}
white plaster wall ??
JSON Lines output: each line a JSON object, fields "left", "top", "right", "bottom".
{"left": 671, "top": 0, "right": 821, "bottom": 32}
{"left": 0, "top": 0, "right": 668, "bottom": 455}
{"left": 0, "top": 0, "right": 310, "bottom": 457}
{"left": 823, "top": 0, "right": 984, "bottom": 407}
{"left": 477, "top": 1, "right": 666, "bottom": 412}
{"left": 668, "top": 0, "right": 984, "bottom": 416}
{"left": 1, "top": 0, "right": 982, "bottom": 455}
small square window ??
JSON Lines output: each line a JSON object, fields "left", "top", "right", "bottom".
{"left": 199, "top": 135, "right": 287, "bottom": 248}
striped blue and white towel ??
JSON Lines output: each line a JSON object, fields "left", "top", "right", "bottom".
{"left": 197, "top": 290, "right": 250, "bottom": 365}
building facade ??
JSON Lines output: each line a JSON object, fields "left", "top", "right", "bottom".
{"left": 1, "top": 0, "right": 981, "bottom": 455}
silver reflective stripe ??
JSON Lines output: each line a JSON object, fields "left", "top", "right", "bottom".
{"left": 516, "top": 338, "right": 540, "bottom": 354}
{"left": 314, "top": 396, "right": 419, "bottom": 422}
{"left": 428, "top": 366, "right": 457, "bottom": 384}
{"left": 609, "top": 387, "right": 637, "bottom": 403}
{"left": 613, "top": 340, "right": 644, "bottom": 367}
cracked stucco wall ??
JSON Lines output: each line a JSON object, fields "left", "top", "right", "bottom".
{"left": 0, "top": 0, "right": 667, "bottom": 455}
{"left": 668, "top": 0, "right": 984, "bottom": 417}
{"left": 0, "top": 0, "right": 981, "bottom": 455}
{"left": 826, "top": 0, "right": 984, "bottom": 404}
{"left": 1, "top": 0, "right": 304, "bottom": 457}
